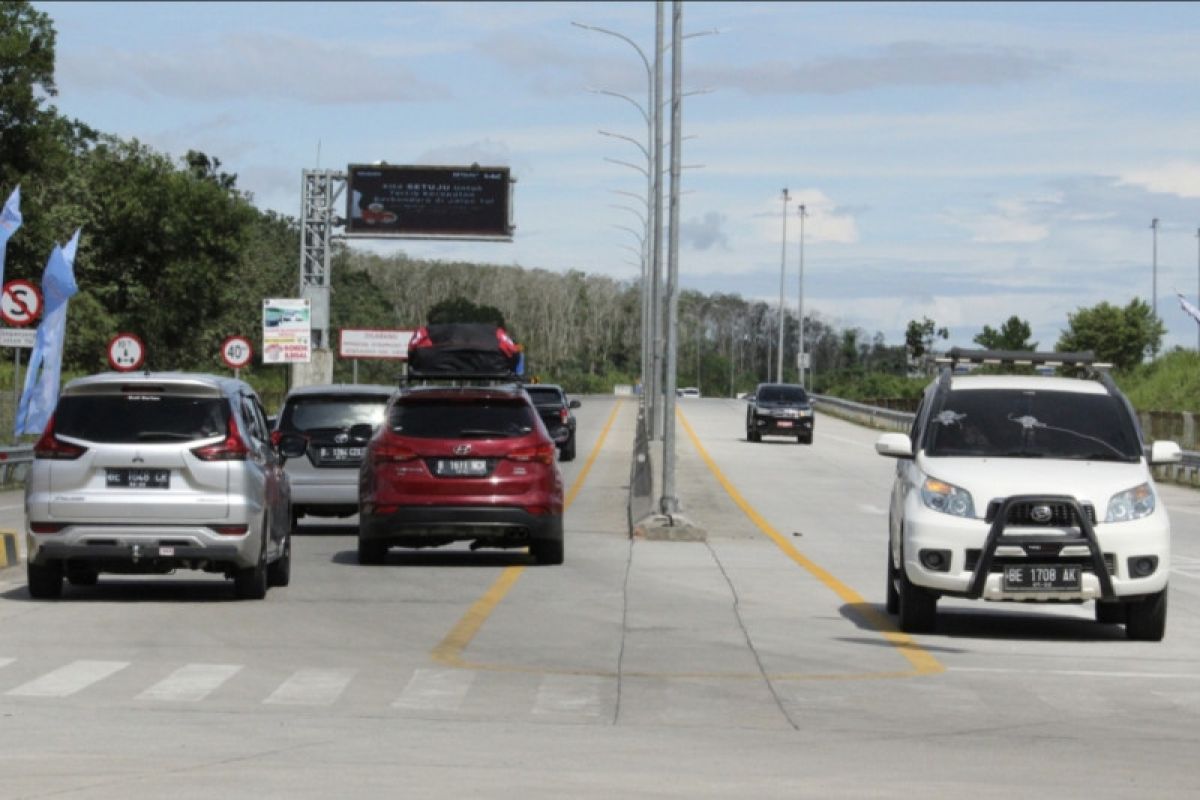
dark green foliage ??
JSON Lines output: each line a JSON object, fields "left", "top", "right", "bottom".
{"left": 973, "top": 316, "right": 1036, "bottom": 351}
{"left": 427, "top": 297, "right": 508, "bottom": 330}
{"left": 1056, "top": 298, "right": 1163, "bottom": 371}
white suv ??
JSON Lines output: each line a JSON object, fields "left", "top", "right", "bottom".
{"left": 875, "top": 349, "right": 1181, "bottom": 640}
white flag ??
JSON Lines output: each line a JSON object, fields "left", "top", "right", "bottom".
{"left": 1178, "top": 292, "right": 1200, "bottom": 326}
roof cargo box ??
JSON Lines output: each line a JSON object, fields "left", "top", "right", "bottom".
{"left": 407, "top": 323, "right": 521, "bottom": 378}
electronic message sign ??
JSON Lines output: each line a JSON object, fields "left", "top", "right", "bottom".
{"left": 345, "top": 164, "right": 513, "bottom": 240}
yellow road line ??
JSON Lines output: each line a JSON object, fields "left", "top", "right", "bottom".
{"left": 432, "top": 399, "right": 625, "bottom": 667}
{"left": 676, "top": 407, "right": 944, "bottom": 677}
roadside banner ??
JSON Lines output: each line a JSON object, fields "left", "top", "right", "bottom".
{"left": 1178, "top": 292, "right": 1200, "bottom": 326}
{"left": 262, "top": 298, "right": 311, "bottom": 363}
{"left": 0, "top": 186, "right": 21, "bottom": 288}
{"left": 15, "top": 228, "right": 80, "bottom": 436}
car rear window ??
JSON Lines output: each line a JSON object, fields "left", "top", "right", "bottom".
{"left": 924, "top": 389, "right": 1141, "bottom": 461}
{"left": 53, "top": 394, "right": 229, "bottom": 444}
{"left": 524, "top": 388, "right": 563, "bottom": 405}
{"left": 758, "top": 386, "right": 807, "bottom": 403}
{"left": 389, "top": 398, "right": 537, "bottom": 439}
{"left": 280, "top": 396, "right": 389, "bottom": 433}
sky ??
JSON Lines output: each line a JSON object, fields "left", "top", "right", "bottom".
{"left": 34, "top": 1, "right": 1200, "bottom": 353}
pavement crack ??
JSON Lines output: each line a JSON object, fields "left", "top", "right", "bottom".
{"left": 612, "top": 535, "right": 634, "bottom": 726}
{"left": 704, "top": 539, "right": 800, "bottom": 731}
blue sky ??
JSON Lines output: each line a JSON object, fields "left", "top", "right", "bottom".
{"left": 36, "top": 1, "right": 1200, "bottom": 352}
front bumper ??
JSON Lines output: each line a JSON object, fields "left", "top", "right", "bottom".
{"left": 900, "top": 495, "right": 1169, "bottom": 601}
{"left": 750, "top": 413, "right": 814, "bottom": 436}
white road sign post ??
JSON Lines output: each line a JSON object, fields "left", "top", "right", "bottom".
{"left": 107, "top": 333, "right": 146, "bottom": 372}
{"left": 338, "top": 328, "right": 414, "bottom": 384}
{"left": 221, "top": 335, "right": 253, "bottom": 378}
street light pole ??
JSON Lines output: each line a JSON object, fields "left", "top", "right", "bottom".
{"left": 797, "top": 203, "right": 807, "bottom": 390}
{"left": 660, "top": 0, "right": 683, "bottom": 515}
{"left": 1196, "top": 226, "right": 1200, "bottom": 352}
{"left": 776, "top": 188, "right": 790, "bottom": 384}
{"left": 1151, "top": 217, "right": 1159, "bottom": 361}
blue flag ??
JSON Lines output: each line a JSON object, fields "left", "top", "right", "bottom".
{"left": 15, "top": 229, "right": 81, "bottom": 437}
{"left": 0, "top": 186, "right": 21, "bottom": 288}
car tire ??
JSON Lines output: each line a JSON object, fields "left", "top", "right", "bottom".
{"left": 234, "top": 537, "right": 268, "bottom": 600}
{"left": 358, "top": 537, "right": 387, "bottom": 566}
{"left": 530, "top": 518, "right": 564, "bottom": 565}
{"left": 897, "top": 547, "right": 937, "bottom": 633}
{"left": 561, "top": 433, "right": 577, "bottom": 462}
{"left": 747, "top": 428, "right": 761, "bottom": 443}
{"left": 885, "top": 546, "right": 900, "bottom": 614}
{"left": 1094, "top": 600, "right": 1126, "bottom": 625}
{"left": 27, "top": 561, "right": 64, "bottom": 600}
{"left": 1125, "top": 588, "right": 1167, "bottom": 641}
{"left": 267, "top": 534, "right": 291, "bottom": 587}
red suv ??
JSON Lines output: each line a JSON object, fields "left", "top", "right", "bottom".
{"left": 354, "top": 385, "right": 565, "bottom": 565}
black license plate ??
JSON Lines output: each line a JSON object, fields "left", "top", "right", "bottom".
{"left": 434, "top": 459, "right": 489, "bottom": 477}
{"left": 1002, "top": 563, "right": 1082, "bottom": 591}
{"left": 319, "top": 446, "right": 364, "bottom": 462}
{"left": 106, "top": 468, "right": 170, "bottom": 489}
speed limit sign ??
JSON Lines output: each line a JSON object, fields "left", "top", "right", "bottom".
{"left": 107, "top": 333, "right": 146, "bottom": 372}
{"left": 221, "top": 335, "right": 253, "bottom": 370}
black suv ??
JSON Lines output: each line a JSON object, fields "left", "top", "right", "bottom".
{"left": 524, "top": 384, "right": 581, "bottom": 461}
{"left": 746, "top": 383, "right": 814, "bottom": 443}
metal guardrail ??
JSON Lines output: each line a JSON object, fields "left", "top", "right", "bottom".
{"left": 0, "top": 445, "right": 32, "bottom": 485}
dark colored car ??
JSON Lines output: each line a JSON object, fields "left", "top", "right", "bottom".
{"left": 272, "top": 384, "right": 394, "bottom": 524}
{"left": 746, "top": 383, "right": 815, "bottom": 443}
{"left": 524, "top": 384, "right": 580, "bottom": 461}
{"left": 355, "top": 385, "right": 565, "bottom": 565}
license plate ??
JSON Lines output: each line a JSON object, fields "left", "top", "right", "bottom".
{"left": 776, "top": 420, "right": 793, "bottom": 428}
{"left": 1002, "top": 564, "right": 1082, "bottom": 591}
{"left": 319, "top": 446, "right": 364, "bottom": 461}
{"left": 435, "top": 459, "right": 488, "bottom": 477}
{"left": 106, "top": 468, "right": 170, "bottom": 489}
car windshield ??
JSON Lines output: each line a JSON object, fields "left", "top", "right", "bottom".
{"left": 758, "top": 386, "right": 807, "bottom": 403}
{"left": 282, "top": 396, "right": 389, "bottom": 432}
{"left": 389, "top": 399, "right": 536, "bottom": 438}
{"left": 53, "top": 394, "right": 229, "bottom": 443}
{"left": 923, "top": 389, "right": 1141, "bottom": 461}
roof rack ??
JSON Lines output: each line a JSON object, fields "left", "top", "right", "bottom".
{"left": 403, "top": 367, "right": 523, "bottom": 386}
{"left": 937, "top": 347, "right": 1112, "bottom": 371}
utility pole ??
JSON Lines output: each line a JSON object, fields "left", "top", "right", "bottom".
{"left": 797, "top": 203, "right": 807, "bottom": 390}
{"left": 1151, "top": 217, "right": 1159, "bottom": 361}
{"left": 776, "top": 187, "right": 790, "bottom": 383}
{"left": 660, "top": 0, "right": 682, "bottom": 515}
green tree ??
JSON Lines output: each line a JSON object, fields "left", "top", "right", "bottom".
{"left": 1056, "top": 298, "right": 1163, "bottom": 371}
{"left": 973, "top": 316, "right": 1036, "bottom": 351}
{"left": 427, "top": 297, "right": 507, "bottom": 330}
{"left": 905, "top": 317, "right": 948, "bottom": 361}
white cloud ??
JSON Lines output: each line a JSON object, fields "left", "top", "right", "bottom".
{"left": 1118, "top": 162, "right": 1200, "bottom": 199}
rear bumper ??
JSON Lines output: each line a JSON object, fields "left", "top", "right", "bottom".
{"left": 360, "top": 506, "right": 562, "bottom": 544}
{"left": 26, "top": 524, "right": 260, "bottom": 571}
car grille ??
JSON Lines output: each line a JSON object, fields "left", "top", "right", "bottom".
{"left": 965, "top": 549, "right": 1116, "bottom": 574}
{"left": 985, "top": 500, "right": 1096, "bottom": 526}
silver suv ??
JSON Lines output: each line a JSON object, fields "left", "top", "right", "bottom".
{"left": 24, "top": 372, "right": 307, "bottom": 600}
{"left": 272, "top": 384, "right": 394, "bottom": 524}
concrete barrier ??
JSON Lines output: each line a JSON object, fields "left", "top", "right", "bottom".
{"left": 0, "top": 530, "right": 18, "bottom": 569}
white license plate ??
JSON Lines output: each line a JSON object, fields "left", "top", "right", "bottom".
{"left": 1003, "top": 564, "right": 1082, "bottom": 591}
{"left": 776, "top": 420, "right": 793, "bottom": 428}
{"left": 319, "top": 446, "right": 364, "bottom": 461}
{"left": 436, "top": 459, "right": 488, "bottom": 477}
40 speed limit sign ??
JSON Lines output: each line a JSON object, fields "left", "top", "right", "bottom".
{"left": 221, "top": 335, "right": 253, "bottom": 370}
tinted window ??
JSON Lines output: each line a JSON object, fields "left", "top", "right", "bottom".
{"left": 525, "top": 388, "right": 564, "bottom": 405}
{"left": 54, "top": 394, "right": 229, "bottom": 443}
{"left": 281, "top": 396, "right": 389, "bottom": 432}
{"left": 389, "top": 398, "right": 536, "bottom": 438}
{"left": 757, "top": 386, "right": 808, "bottom": 403}
{"left": 923, "top": 389, "right": 1140, "bottom": 461}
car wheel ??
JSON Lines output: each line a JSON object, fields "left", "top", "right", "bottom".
{"left": 897, "top": 546, "right": 937, "bottom": 633}
{"left": 747, "top": 428, "right": 761, "bottom": 443}
{"left": 358, "top": 537, "right": 387, "bottom": 565}
{"left": 561, "top": 433, "right": 577, "bottom": 462}
{"left": 1094, "top": 599, "right": 1126, "bottom": 625}
{"left": 27, "top": 561, "right": 64, "bottom": 600}
{"left": 1125, "top": 588, "right": 1167, "bottom": 641}
{"left": 885, "top": 546, "right": 900, "bottom": 614}
{"left": 801, "top": 433, "right": 813, "bottom": 444}
{"left": 530, "top": 518, "right": 564, "bottom": 565}
{"left": 234, "top": 536, "right": 268, "bottom": 600}
{"left": 267, "top": 533, "right": 291, "bottom": 587}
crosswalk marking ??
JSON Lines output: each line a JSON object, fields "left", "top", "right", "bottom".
{"left": 533, "top": 675, "right": 606, "bottom": 717}
{"left": 136, "top": 664, "right": 242, "bottom": 702}
{"left": 6, "top": 660, "right": 129, "bottom": 698}
{"left": 393, "top": 668, "right": 475, "bottom": 711}
{"left": 265, "top": 668, "right": 356, "bottom": 706}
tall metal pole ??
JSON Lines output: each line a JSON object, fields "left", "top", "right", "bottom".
{"left": 660, "top": 0, "right": 682, "bottom": 515}
{"left": 775, "top": 188, "right": 790, "bottom": 383}
{"left": 651, "top": 2, "right": 665, "bottom": 440}
{"left": 797, "top": 203, "right": 807, "bottom": 390}
{"left": 1196, "top": 227, "right": 1200, "bottom": 352}
{"left": 1151, "top": 217, "right": 1159, "bottom": 361}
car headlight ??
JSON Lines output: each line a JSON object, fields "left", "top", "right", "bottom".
{"left": 798, "top": 409, "right": 813, "bottom": 417}
{"left": 1105, "top": 483, "right": 1155, "bottom": 522}
{"left": 921, "top": 477, "right": 975, "bottom": 518}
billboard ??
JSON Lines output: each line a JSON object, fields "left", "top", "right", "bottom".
{"left": 262, "top": 298, "right": 311, "bottom": 364}
{"left": 345, "top": 164, "right": 513, "bottom": 240}
{"left": 339, "top": 328, "right": 415, "bottom": 360}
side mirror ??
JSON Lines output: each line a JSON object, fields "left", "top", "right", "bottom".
{"left": 349, "top": 423, "right": 375, "bottom": 443}
{"left": 875, "top": 433, "right": 914, "bottom": 459}
{"left": 569, "top": 399, "right": 581, "bottom": 409}
{"left": 1149, "top": 440, "right": 1183, "bottom": 465}
{"left": 276, "top": 433, "right": 308, "bottom": 460}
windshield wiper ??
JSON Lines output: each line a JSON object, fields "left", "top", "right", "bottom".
{"left": 1006, "top": 414, "right": 1127, "bottom": 459}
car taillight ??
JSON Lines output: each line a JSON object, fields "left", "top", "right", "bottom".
{"left": 558, "top": 407, "right": 569, "bottom": 424}
{"left": 508, "top": 444, "right": 556, "bottom": 465}
{"left": 270, "top": 430, "right": 282, "bottom": 447}
{"left": 208, "top": 524, "right": 249, "bottom": 535}
{"left": 372, "top": 440, "right": 418, "bottom": 463}
{"left": 191, "top": 414, "right": 249, "bottom": 461}
{"left": 32, "top": 415, "right": 87, "bottom": 460}
{"left": 30, "top": 522, "right": 67, "bottom": 534}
